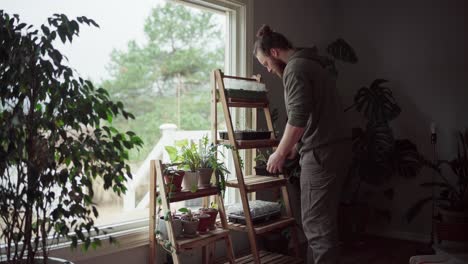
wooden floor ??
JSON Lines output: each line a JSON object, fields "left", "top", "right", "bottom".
{"left": 339, "top": 235, "right": 434, "bottom": 264}
{"left": 223, "top": 250, "right": 303, "bottom": 264}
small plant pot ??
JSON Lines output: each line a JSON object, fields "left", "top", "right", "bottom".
{"left": 181, "top": 218, "right": 199, "bottom": 236}
{"left": 254, "top": 165, "right": 279, "bottom": 176}
{"left": 164, "top": 170, "right": 185, "bottom": 193}
{"left": 195, "top": 213, "right": 211, "bottom": 233}
{"left": 183, "top": 171, "right": 199, "bottom": 192}
{"left": 198, "top": 168, "right": 213, "bottom": 188}
{"left": 158, "top": 216, "right": 182, "bottom": 240}
{"left": 219, "top": 130, "right": 272, "bottom": 140}
{"left": 199, "top": 208, "right": 218, "bottom": 230}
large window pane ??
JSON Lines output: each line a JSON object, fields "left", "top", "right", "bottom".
{"left": 5, "top": 0, "right": 226, "bottom": 226}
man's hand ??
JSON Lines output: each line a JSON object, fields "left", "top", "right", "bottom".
{"left": 267, "top": 151, "right": 286, "bottom": 173}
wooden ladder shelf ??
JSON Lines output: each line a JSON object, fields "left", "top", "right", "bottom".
{"left": 149, "top": 160, "right": 235, "bottom": 264}
{"left": 211, "top": 69, "right": 301, "bottom": 264}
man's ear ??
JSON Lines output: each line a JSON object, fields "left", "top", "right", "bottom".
{"left": 270, "top": 48, "right": 279, "bottom": 58}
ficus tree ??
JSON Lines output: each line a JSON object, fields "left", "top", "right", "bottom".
{"left": 0, "top": 11, "right": 142, "bottom": 263}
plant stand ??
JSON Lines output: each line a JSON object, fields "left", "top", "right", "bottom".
{"left": 211, "top": 69, "right": 302, "bottom": 264}
{"left": 149, "top": 160, "right": 235, "bottom": 264}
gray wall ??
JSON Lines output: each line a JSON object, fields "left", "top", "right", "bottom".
{"left": 336, "top": 0, "right": 468, "bottom": 237}
{"left": 254, "top": 0, "right": 468, "bottom": 239}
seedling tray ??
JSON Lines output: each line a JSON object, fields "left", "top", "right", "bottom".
{"left": 219, "top": 131, "right": 272, "bottom": 140}
{"left": 227, "top": 200, "right": 281, "bottom": 225}
{"left": 225, "top": 89, "right": 267, "bottom": 101}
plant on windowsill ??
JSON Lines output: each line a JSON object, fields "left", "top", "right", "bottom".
{"left": 0, "top": 12, "right": 143, "bottom": 264}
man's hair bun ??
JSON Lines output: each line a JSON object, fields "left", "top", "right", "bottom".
{"left": 256, "top": 24, "right": 273, "bottom": 38}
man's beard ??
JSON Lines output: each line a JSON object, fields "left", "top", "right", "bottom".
{"left": 271, "top": 58, "right": 286, "bottom": 78}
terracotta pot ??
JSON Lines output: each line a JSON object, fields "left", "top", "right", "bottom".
{"left": 195, "top": 213, "right": 211, "bottom": 233}
{"left": 181, "top": 218, "right": 199, "bottom": 236}
{"left": 198, "top": 168, "right": 213, "bottom": 187}
{"left": 158, "top": 216, "right": 182, "bottom": 239}
{"left": 164, "top": 170, "right": 185, "bottom": 193}
{"left": 183, "top": 171, "right": 199, "bottom": 191}
{"left": 199, "top": 208, "right": 218, "bottom": 230}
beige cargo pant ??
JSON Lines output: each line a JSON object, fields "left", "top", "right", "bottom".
{"left": 300, "top": 145, "right": 349, "bottom": 264}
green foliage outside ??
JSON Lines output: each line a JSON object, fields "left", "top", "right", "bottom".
{"left": 100, "top": 3, "right": 224, "bottom": 165}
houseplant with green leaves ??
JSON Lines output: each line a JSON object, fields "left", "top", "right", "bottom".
{"left": 341, "top": 79, "right": 424, "bottom": 242}
{"left": 165, "top": 137, "right": 230, "bottom": 195}
{"left": 0, "top": 11, "right": 142, "bottom": 263}
{"left": 406, "top": 130, "right": 468, "bottom": 224}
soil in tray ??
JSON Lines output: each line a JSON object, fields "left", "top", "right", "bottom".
{"left": 219, "top": 130, "right": 272, "bottom": 140}
{"left": 225, "top": 89, "right": 267, "bottom": 101}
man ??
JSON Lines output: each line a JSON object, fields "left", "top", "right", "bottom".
{"left": 253, "top": 24, "right": 350, "bottom": 264}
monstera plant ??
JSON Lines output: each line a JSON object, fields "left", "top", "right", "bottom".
{"left": 0, "top": 11, "right": 142, "bottom": 264}
{"left": 344, "top": 79, "right": 423, "bottom": 216}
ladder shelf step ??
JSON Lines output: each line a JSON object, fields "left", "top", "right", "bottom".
{"left": 219, "top": 216, "right": 296, "bottom": 235}
{"left": 217, "top": 139, "right": 279, "bottom": 149}
{"left": 157, "top": 227, "right": 230, "bottom": 253}
{"left": 226, "top": 175, "right": 287, "bottom": 192}
{"left": 227, "top": 97, "right": 269, "bottom": 108}
{"left": 156, "top": 186, "right": 219, "bottom": 203}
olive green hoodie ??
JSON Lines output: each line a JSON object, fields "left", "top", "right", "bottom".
{"left": 283, "top": 48, "right": 349, "bottom": 156}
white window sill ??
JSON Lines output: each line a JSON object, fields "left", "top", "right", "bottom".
{"left": 50, "top": 226, "right": 149, "bottom": 262}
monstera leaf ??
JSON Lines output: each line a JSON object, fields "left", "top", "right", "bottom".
{"left": 351, "top": 79, "right": 401, "bottom": 123}
{"left": 326, "top": 38, "right": 358, "bottom": 64}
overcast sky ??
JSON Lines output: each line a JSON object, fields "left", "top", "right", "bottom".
{"left": 1, "top": 0, "right": 165, "bottom": 82}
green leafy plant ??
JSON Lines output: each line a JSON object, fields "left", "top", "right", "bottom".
{"left": 406, "top": 130, "right": 468, "bottom": 222}
{"left": 0, "top": 11, "right": 142, "bottom": 264}
{"left": 165, "top": 139, "right": 200, "bottom": 172}
{"left": 178, "top": 208, "right": 194, "bottom": 221}
{"left": 344, "top": 79, "right": 423, "bottom": 221}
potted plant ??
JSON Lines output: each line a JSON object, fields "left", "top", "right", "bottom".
{"left": 406, "top": 130, "right": 468, "bottom": 240}
{"left": 199, "top": 202, "right": 219, "bottom": 230}
{"left": 165, "top": 140, "right": 200, "bottom": 192}
{"left": 178, "top": 208, "right": 199, "bottom": 237}
{"left": 197, "top": 135, "right": 215, "bottom": 188}
{"left": 157, "top": 211, "right": 183, "bottom": 240}
{"left": 194, "top": 213, "right": 211, "bottom": 234}
{"left": 163, "top": 166, "right": 185, "bottom": 193}
{"left": 254, "top": 150, "right": 278, "bottom": 176}
{"left": 0, "top": 12, "right": 142, "bottom": 264}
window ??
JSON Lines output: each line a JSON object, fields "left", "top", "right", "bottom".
{"left": 3, "top": 0, "right": 252, "bottom": 234}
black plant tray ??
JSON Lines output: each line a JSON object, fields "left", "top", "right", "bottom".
{"left": 219, "top": 131, "right": 272, "bottom": 140}
{"left": 228, "top": 211, "right": 281, "bottom": 225}
{"left": 254, "top": 165, "right": 280, "bottom": 176}
{"left": 225, "top": 89, "right": 267, "bottom": 101}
